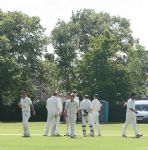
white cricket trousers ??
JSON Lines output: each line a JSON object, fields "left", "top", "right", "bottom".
{"left": 82, "top": 113, "right": 93, "bottom": 134}
{"left": 122, "top": 113, "right": 139, "bottom": 136}
{"left": 65, "top": 116, "right": 70, "bottom": 135}
{"left": 68, "top": 114, "right": 77, "bottom": 136}
{"left": 92, "top": 112, "right": 101, "bottom": 135}
{"left": 22, "top": 111, "right": 30, "bottom": 136}
{"left": 44, "top": 113, "right": 58, "bottom": 136}
{"left": 55, "top": 116, "right": 60, "bottom": 135}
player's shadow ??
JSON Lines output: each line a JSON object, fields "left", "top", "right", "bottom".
{"left": 127, "top": 136, "right": 143, "bottom": 139}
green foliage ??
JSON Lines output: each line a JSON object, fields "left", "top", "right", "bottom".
{"left": 126, "top": 42, "right": 148, "bottom": 98}
{"left": 51, "top": 20, "right": 78, "bottom": 90}
{"left": 0, "top": 11, "right": 56, "bottom": 103}
{"left": 37, "top": 59, "right": 59, "bottom": 96}
{"left": 51, "top": 9, "right": 147, "bottom": 102}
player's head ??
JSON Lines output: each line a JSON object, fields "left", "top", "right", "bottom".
{"left": 130, "top": 93, "right": 136, "bottom": 99}
{"left": 53, "top": 92, "right": 58, "bottom": 96}
{"left": 72, "top": 90, "right": 77, "bottom": 95}
{"left": 94, "top": 94, "right": 98, "bottom": 99}
{"left": 20, "top": 90, "right": 27, "bottom": 98}
{"left": 84, "top": 95, "right": 89, "bottom": 99}
{"left": 71, "top": 93, "right": 75, "bottom": 101}
{"left": 66, "top": 92, "right": 71, "bottom": 99}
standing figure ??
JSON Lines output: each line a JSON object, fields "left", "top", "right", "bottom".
{"left": 65, "top": 93, "right": 79, "bottom": 138}
{"left": 91, "top": 94, "right": 102, "bottom": 136}
{"left": 55, "top": 93, "right": 63, "bottom": 136}
{"left": 122, "top": 93, "right": 142, "bottom": 138}
{"left": 64, "top": 92, "right": 71, "bottom": 136}
{"left": 73, "top": 90, "right": 80, "bottom": 122}
{"left": 79, "top": 95, "right": 94, "bottom": 137}
{"left": 73, "top": 90, "right": 80, "bottom": 106}
{"left": 18, "top": 90, "right": 36, "bottom": 137}
{"left": 44, "top": 92, "right": 61, "bottom": 136}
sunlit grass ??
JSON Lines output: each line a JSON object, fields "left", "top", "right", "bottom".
{"left": 0, "top": 122, "right": 147, "bottom": 150}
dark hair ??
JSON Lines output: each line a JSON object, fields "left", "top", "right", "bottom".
{"left": 94, "top": 94, "right": 98, "bottom": 98}
{"left": 71, "top": 93, "right": 75, "bottom": 97}
{"left": 20, "top": 90, "right": 27, "bottom": 94}
{"left": 72, "top": 90, "right": 77, "bottom": 94}
{"left": 130, "top": 93, "right": 136, "bottom": 97}
{"left": 66, "top": 92, "right": 71, "bottom": 95}
{"left": 84, "top": 95, "right": 89, "bottom": 99}
{"left": 53, "top": 92, "right": 58, "bottom": 96}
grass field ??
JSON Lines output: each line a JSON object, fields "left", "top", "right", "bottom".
{"left": 0, "top": 122, "right": 148, "bottom": 150}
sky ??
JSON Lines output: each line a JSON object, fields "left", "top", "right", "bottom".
{"left": 1, "top": 0, "right": 148, "bottom": 52}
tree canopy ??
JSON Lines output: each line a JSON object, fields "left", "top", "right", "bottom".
{"left": 51, "top": 9, "right": 148, "bottom": 102}
{"left": 0, "top": 11, "right": 57, "bottom": 103}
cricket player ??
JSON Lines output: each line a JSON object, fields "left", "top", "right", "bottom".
{"left": 18, "top": 90, "right": 36, "bottom": 137}
{"left": 64, "top": 92, "right": 71, "bottom": 136}
{"left": 79, "top": 95, "right": 94, "bottom": 137}
{"left": 44, "top": 92, "right": 61, "bottom": 136}
{"left": 73, "top": 90, "right": 80, "bottom": 106}
{"left": 65, "top": 93, "right": 79, "bottom": 138}
{"left": 122, "top": 93, "right": 143, "bottom": 138}
{"left": 91, "top": 94, "right": 102, "bottom": 136}
{"left": 55, "top": 93, "right": 63, "bottom": 136}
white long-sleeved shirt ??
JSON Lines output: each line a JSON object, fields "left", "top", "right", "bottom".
{"left": 46, "top": 96, "right": 60, "bottom": 115}
{"left": 91, "top": 99, "right": 101, "bottom": 113}
{"left": 65, "top": 101, "right": 79, "bottom": 116}
{"left": 74, "top": 96, "right": 79, "bottom": 106}
{"left": 126, "top": 98, "right": 136, "bottom": 115}
{"left": 58, "top": 97, "right": 63, "bottom": 113}
{"left": 20, "top": 96, "right": 32, "bottom": 112}
{"left": 80, "top": 99, "right": 92, "bottom": 115}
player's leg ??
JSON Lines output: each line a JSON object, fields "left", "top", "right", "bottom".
{"left": 91, "top": 113, "right": 96, "bottom": 136}
{"left": 50, "top": 116, "right": 57, "bottom": 136}
{"left": 131, "top": 116, "right": 142, "bottom": 137}
{"left": 88, "top": 113, "right": 94, "bottom": 136}
{"left": 22, "top": 112, "right": 30, "bottom": 137}
{"left": 55, "top": 115, "right": 61, "bottom": 136}
{"left": 70, "top": 115, "right": 76, "bottom": 138}
{"left": 44, "top": 114, "right": 51, "bottom": 136}
{"left": 122, "top": 113, "right": 132, "bottom": 137}
{"left": 96, "top": 113, "right": 101, "bottom": 136}
{"left": 65, "top": 116, "right": 70, "bottom": 136}
{"left": 82, "top": 116, "right": 87, "bottom": 136}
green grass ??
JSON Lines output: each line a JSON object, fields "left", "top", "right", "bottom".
{"left": 0, "top": 122, "right": 148, "bottom": 150}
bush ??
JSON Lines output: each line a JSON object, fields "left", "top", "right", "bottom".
{"left": 0, "top": 101, "right": 47, "bottom": 122}
{"left": 109, "top": 104, "right": 126, "bottom": 122}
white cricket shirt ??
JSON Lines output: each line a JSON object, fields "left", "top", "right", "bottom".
{"left": 91, "top": 99, "right": 101, "bottom": 112}
{"left": 20, "top": 96, "right": 32, "bottom": 112}
{"left": 80, "top": 99, "right": 92, "bottom": 115}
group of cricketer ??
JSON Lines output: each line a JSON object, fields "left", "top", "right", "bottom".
{"left": 18, "top": 90, "right": 142, "bottom": 138}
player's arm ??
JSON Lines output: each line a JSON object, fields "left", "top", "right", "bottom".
{"left": 30, "top": 104, "right": 36, "bottom": 116}
{"left": 89, "top": 101, "right": 92, "bottom": 113}
{"left": 128, "top": 101, "right": 138, "bottom": 114}
{"left": 18, "top": 103, "right": 22, "bottom": 108}
{"left": 129, "top": 108, "right": 138, "bottom": 114}
{"left": 18, "top": 100, "right": 22, "bottom": 108}
{"left": 98, "top": 102, "right": 102, "bottom": 113}
{"left": 78, "top": 108, "right": 81, "bottom": 118}
{"left": 64, "top": 108, "right": 68, "bottom": 117}
{"left": 64, "top": 102, "right": 68, "bottom": 117}
{"left": 57, "top": 100, "right": 62, "bottom": 116}
{"left": 78, "top": 102, "right": 82, "bottom": 114}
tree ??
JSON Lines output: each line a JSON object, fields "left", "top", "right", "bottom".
{"left": 0, "top": 10, "right": 49, "bottom": 103}
{"left": 37, "top": 59, "right": 59, "bottom": 98}
{"left": 75, "top": 34, "right": 129, "bottom": 102}
{"left": 126, "top": 42, "right": 148, "bottom": 98}
{"left": 51, "top": 9, "right": 147, "bottom": 102}
{"left": 51, "top": 21, "right": 78, "bottom": 91}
